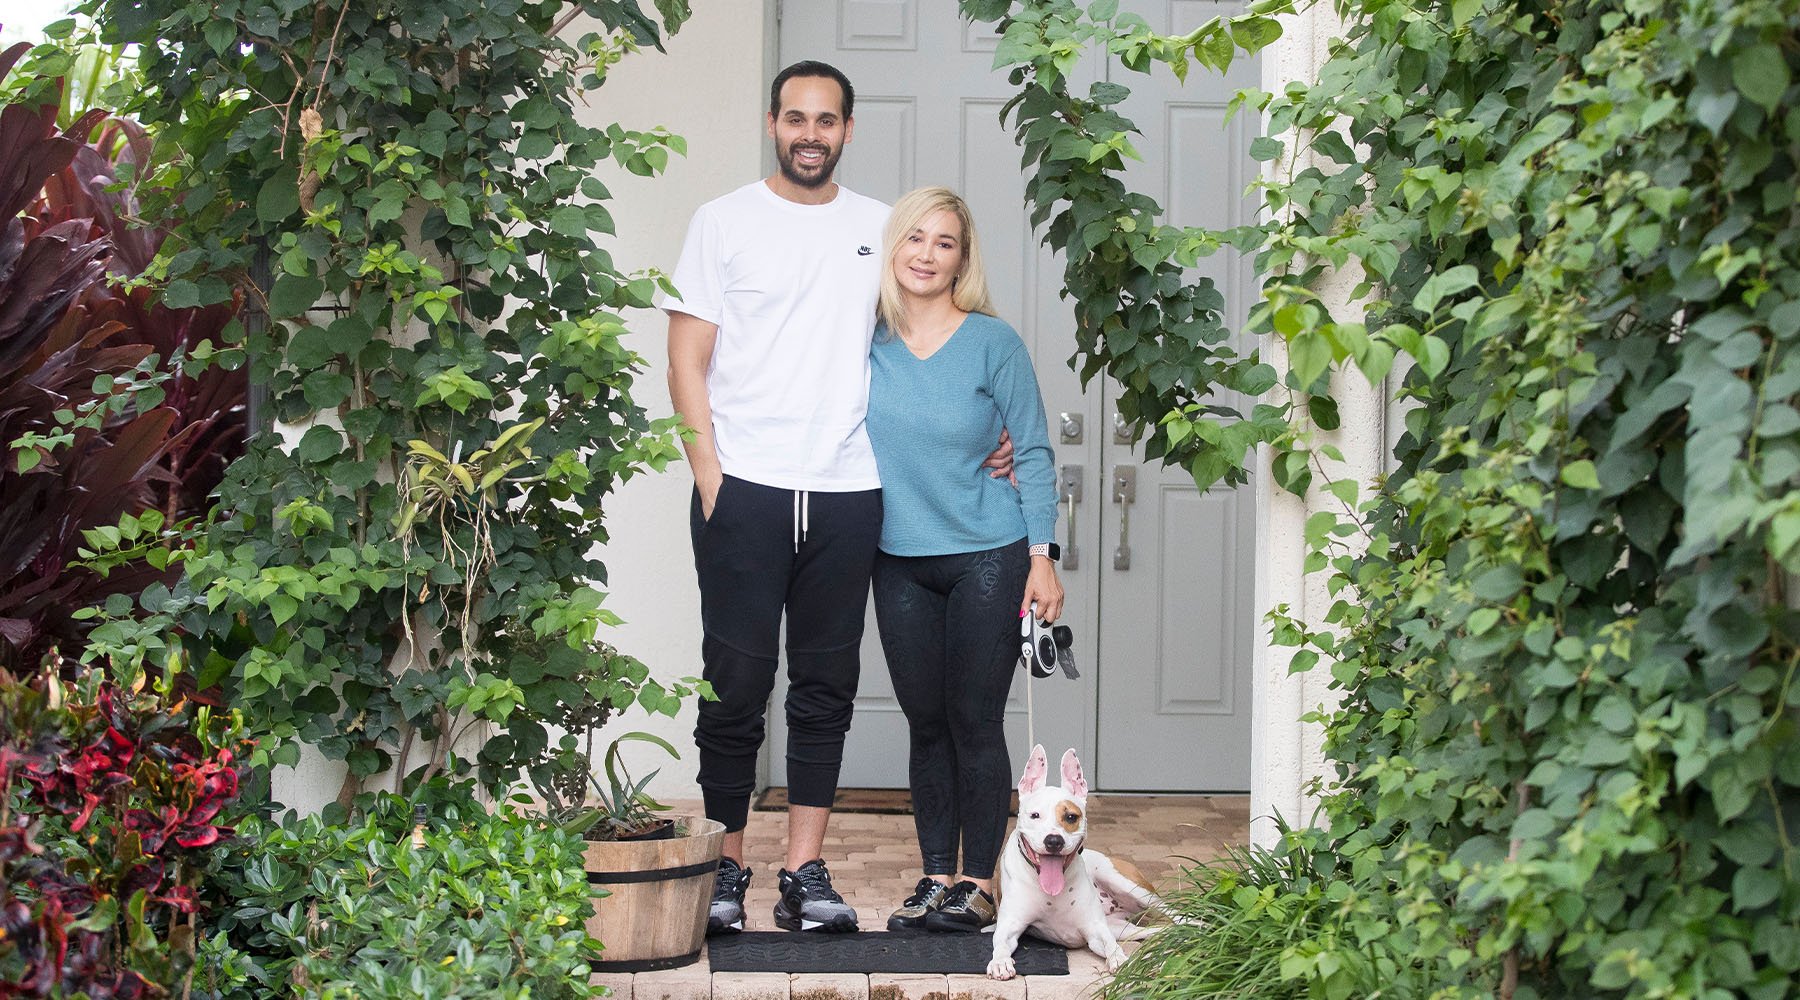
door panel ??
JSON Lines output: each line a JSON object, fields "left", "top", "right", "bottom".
{"left": 1094, "top": 0, "right": 1259, "bottom": 790}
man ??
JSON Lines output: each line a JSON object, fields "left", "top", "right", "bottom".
{"left": 661, "top": 60, "right": 886, "bottom": 935}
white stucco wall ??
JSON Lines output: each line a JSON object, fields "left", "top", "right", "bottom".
{"left": 1248, "top": 3, "right": 1379, "bottom": 848}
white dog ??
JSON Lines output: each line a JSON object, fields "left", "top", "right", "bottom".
{"left": 987, "top": 745, "right": 1165, "bottom": 980}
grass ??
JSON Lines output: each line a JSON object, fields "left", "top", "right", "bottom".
{"left": 1101, "top": 837, "right": 1329, "bottom": 1000}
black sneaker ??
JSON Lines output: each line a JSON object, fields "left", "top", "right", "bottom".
{"left": 773, "top": 859, "right": 859, "bottom": 932}
{"left": 708, "top": 856, "right": 751, "bottom": 934}
{"left": 924, "top": 880, "right": 996, "bottom": 933}
{"left": 886, "top": 877, "right": 951, "bottom": 931}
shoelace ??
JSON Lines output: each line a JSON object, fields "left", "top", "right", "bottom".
{"left": 938, "top": 882, "right": 978, "bottom": 909}
{"left": 716, "top": 862, "right": 750, "bottom": 894}
{"left": 903, "top": 878, "right": 947, "bottom": 908}
{"left": 789, "top": 862, "right": 843, "bottom": 901}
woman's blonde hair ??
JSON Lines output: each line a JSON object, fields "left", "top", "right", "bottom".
{"left": 876, "top": 186, "right": 996, "bottom": 337}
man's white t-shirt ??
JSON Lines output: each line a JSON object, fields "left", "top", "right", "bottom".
{"left": 660, "top": 180, "right": 889, "bottom": 492}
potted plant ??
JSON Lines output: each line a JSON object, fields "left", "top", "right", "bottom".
{"left": 551, "top": 731, "right": 681, "bottom": 841}
{"left": 534, "top": 731, "right": 724, "bottom": 972}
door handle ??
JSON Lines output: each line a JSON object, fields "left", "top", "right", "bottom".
{"left": 1113, "top": 412, "right": 1138, "bottom": 445}
{"left": 1059, "top": 464, "right": 1082, "bottom": 572}
{"left": 1112, "top": 465, "right": 1135, "bottom": 571}
{"left": 1059, "top": 412, "right": 1084, "bottom": 445}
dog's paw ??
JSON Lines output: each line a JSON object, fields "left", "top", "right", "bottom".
{"left": 1105, "top": 947, "right": 1127, "bottom": 972}
{"left": 988, "top": 957, "right": 1017, "bottom": 980}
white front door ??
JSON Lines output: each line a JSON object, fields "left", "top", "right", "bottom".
{"left": 770, "top": 0, "right": 1257, "bottom": 792}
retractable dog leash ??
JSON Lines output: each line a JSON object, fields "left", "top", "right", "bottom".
{"left": 1018, "top": 601, "right": 1079, "bottom": 751}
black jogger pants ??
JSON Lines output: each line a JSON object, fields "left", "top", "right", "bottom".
{"left": 689, "top": 474, "right": 882, "bottom": 833}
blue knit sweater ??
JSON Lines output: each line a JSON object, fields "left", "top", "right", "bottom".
{"left": 866, "top": 312, "right": 1058, "bottom": 556}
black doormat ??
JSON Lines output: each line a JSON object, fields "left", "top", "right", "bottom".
{"left": 705, "top": 930, "right": 1069, "bottom": 975}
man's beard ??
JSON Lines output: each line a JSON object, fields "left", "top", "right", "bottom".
{"left": 777, "top": 141, "right": 843, "bottom": 189}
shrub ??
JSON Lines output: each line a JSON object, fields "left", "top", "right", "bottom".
{"left": 194, "top": 792, "right": 602, "bottom": 1000}
{"left": 0, "top": 45, "right": 247, "bottom": 673}
{"left": 1101, "top": 824, "right": 1335, "bottom": 1000}
{"left": 76, "top": 0, "right": 699, "bottom": 803}
{"left": 972, "top": 0, "right": 1799, "bottom": 995}
{"left": 0, "top": 654, "right": 254, "bottom": 996}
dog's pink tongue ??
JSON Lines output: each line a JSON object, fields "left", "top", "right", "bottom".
{"left": 1038, "top": 855, "right": 1068, "bottom": 896}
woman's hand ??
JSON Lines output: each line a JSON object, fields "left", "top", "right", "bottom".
{"left": 1020, "top": 555, "right": 1064, "bottom": 624}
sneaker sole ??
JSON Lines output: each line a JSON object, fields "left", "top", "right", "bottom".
{"left": 886, "top": 914, "right": 927, "bottom": 932}
{"left": 707, "top": 918, "right": 744, "bottom": 934}
{"left": 775, "top": 912, "right": 859, "bottom": 932}
{"left": 924, "top": 916, "right": 987, "bottom": 933}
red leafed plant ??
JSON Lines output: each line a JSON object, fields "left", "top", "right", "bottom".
{"left": 0, "top": 653, "right": 252, "bottom": 998}
{"left": 0, "top": 42, "right": 248, "bottom": 673}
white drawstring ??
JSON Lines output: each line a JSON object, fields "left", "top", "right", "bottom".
{"left": 792, "top": 490, "right": 811, "bottom": 552}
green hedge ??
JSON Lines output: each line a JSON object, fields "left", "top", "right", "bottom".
{"left": 969, "top": 0, "right": 1799, "bottom": 995}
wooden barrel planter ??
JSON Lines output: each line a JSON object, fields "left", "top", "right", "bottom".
{"left": 582, "top": 816, "right": 725, "bottom": 972}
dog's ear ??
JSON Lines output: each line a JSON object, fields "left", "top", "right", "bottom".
{"left": 1019, "top": 744, "right": 1048, "bottom": 795}
{"left": 1059, "top": 748, "right": 1088, "bottom": 798}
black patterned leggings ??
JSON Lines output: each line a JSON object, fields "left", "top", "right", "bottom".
{"left": 871, "top": 538, "right": 1029, "bottom": 880}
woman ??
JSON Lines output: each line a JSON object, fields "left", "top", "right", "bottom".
{"left": 864, "top": 186, "right": 1064, "bottom": 932}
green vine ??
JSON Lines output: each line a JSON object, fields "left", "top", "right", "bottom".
{"left": 79, "top": 0, "right": 705, "bottom": 799}
{"left": 968, "top": 0, "right": 1799, "bottom": 995}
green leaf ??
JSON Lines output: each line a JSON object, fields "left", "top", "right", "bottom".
{"left": 1510, "top": 808, "right": 1555, "bottom": 840}
{"left": 269, "top": 275, "right": 325, "bottom": 318}
{"left": 1415, "top": 335, "right": 1450, "bottom": 379}
{"left": 257, "top": 172, "right": 301, "bottom": 224}
{"left": 549, "top": 205, "right": 589, "bottom": 238}
{"left": 1289, "top": 331, "right": 1330, "bottom": 387}
{"left": 1472, "top": 565, "right": 1522, "bottom": 602}
{"left": 1560, "top": 460, "right": 1601, "bottom": 490}
{"left": 444, "top": 197, "right": 471, "bottom": 228}
{"left": 1273, "top": 448, "right": 1312, "bottom": 495}
{"left": 1731, "top": 864, "right": 1778, "bottom": 910}
{"left": 203, "top": 18, "right": 236, "bottom": 55}
{"left": 1412, "top": 265, "right": 1479, "bottom": 314}
{"left": 1467, "top": 607, "right": 1501, "bottom": 635}
{"left": 268, "top": 594, "right": 299, "bottom": 626}
{"left": 286, "top": 326, "right": 336, "bottom": 369}
{"left": 296, "top": 425, "right": 343, "bottom": 464}
{"left": 1249, "top": 136, "right": 1284, "bottom": 162}
{"left": 1732, "top": 43, "right": 1790, "bottom": 113}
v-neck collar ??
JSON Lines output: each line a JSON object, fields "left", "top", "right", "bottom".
{"left": 898, "top": 313, "right": 970, "bottom": 362}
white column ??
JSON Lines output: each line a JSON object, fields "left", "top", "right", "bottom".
{"left": 1248, "top": 4, "right": 1388, "bottom": 848}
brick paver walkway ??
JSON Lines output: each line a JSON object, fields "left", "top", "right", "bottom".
{"left": 593, "top": 794, "right": 1249, "bottom": 1000}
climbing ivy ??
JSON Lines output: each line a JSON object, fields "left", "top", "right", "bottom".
{"left": 78, "top": 0, "right": 704, "bottom": 799}
{"left": 967, "top": 0, "right": 1800, "bottom": 996}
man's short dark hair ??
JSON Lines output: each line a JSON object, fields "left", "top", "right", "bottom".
{"left": 769, "top": 60, "right": 854, "bottom": 119}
